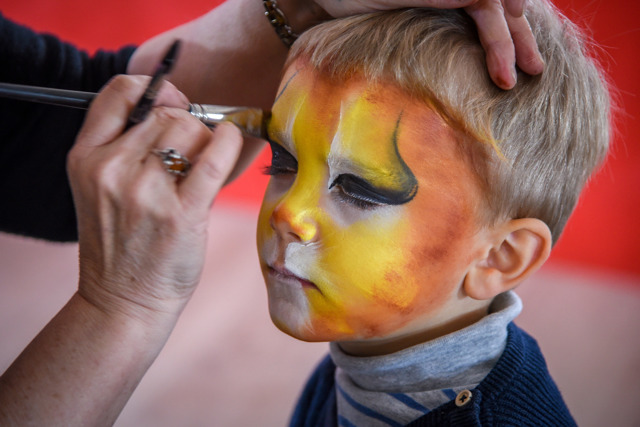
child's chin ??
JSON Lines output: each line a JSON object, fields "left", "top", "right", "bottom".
{"left": 270, "top": 313, "right": 355, "bottom": 343}
{"left": 271, "top": 312, "right": 323, "bottom": 342}
{"left": 266, "top": 287, "right": 354, "bottom": 342}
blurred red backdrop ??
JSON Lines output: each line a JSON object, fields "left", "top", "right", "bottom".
{"left": 1, "top": 0, "right": 638, "bottom": 277}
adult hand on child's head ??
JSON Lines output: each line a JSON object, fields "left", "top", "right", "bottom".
{"left": 464, "top": 0, "right": 544, "bottom": 89}
{"left": 311, "top": 0, "right": 543, "bottom": 89}
{"left": 67, "top": 75, "right": 242, "bottom": 323}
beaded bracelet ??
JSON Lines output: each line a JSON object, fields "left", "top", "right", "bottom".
{"left": 263, "top": 0, "right": 299, "bottom": 48}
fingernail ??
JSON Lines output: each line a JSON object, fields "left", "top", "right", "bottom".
{"left": 498, "top": 68, "right": 517, "bottom": 90}
{"left": 535, "top": 53, "right": 545, "bottom": 74}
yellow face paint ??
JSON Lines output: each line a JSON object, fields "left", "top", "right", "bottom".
{"left": 257, "top": 61, "right": 486, "bottom": 353}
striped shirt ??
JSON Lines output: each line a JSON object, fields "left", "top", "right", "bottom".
{"left": 330, "top": 291, "right": 522, "bottom": 426}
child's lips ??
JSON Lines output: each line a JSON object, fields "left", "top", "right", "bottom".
{"left": 268, "top": 264, "right": 318, "bottom": 290}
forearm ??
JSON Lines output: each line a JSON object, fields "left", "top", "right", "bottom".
{"left": 0, "top": 75, "right": 243, "bottom": 426}
{"left": 128, "top": 0, "right": 326, "bottom": 109}
{"left": 0, "top": 292, "right": 178, "bottom": 426}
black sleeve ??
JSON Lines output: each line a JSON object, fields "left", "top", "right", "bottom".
{"left": 0, "top": 12, "right": 136, "bottom": 242}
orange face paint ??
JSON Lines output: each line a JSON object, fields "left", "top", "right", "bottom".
{"left": 257, "top": 61, "right": 486, "bottom": 353}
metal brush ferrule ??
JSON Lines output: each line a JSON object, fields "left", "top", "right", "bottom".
{"left": 189, "top": 103, "right": 268, "bottom": 139}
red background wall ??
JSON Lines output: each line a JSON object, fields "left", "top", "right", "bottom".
{"left": 1, "top": 0, "right": 638, "bottom": 277}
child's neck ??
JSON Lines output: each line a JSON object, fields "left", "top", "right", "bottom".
{"left": 338, "top": 304, "right": 491, "bottom": 357}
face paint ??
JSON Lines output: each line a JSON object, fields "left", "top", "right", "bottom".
{"left": 257, "top": 61, "right": 487, "bottom": 354}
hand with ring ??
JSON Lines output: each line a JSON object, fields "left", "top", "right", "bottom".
{"left": 67, "top": 74, "right": 243, "bottom": 321}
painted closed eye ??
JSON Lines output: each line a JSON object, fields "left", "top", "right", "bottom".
{"left": 330, "top": 174, "right": 417, "bottom": 210}
{"left": 263, "top": 140, "right": 298, "bottom": 176}
{"left": 329, "top": 174, "right": 389, "bottom": 210}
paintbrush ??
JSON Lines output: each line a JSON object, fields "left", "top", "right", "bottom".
{"left": 0, "top": 56, "right": 268, "bottom": 138}
{"left": 126, "top": 39, "right": 182, "bottom": 128}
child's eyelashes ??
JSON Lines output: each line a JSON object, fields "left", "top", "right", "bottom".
{"left": 331, "top": 174, "right": 416, "bottom": 208}
{"left": 330, "top": 174, "right": 386, "bottom": 210}
{"left": 262, "top": 164, "right": 296, "bottom": 176}
{"left": 333, "top": 186, "right": 383, "bottom": 210}
{"left": 263, "top": 140, "right": 298, "bottom": 176}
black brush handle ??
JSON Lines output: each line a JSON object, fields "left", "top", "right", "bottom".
{"left": 0, "top": 82, "right": 95, "bottom": 109}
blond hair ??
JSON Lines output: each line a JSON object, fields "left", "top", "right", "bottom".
{"left": 287, "top": 1, "right": 611, "bottom": 243}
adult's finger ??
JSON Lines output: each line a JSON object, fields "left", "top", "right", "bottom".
{"left": 76, "top": 75, "right": 148, "bottom": 150}
{"left": 179, "top": 123, "right": 243, "bottom": 211}
{"left": 505, "top": 9, "right": 544, "bottom": 75}
{"left": 77, "top": 75, "right": 190, "bottom": 151}
{"left": 120, "top": 106, "right": 205, "bottom": 166}
{"left": 465, "top": 0, "right": 517, "bottom": 89}
{"left": 68, "top": 109, "right": 178, "bottom": 196}
{"left": 504, "top": 0, "right": 525, "bottom": 17}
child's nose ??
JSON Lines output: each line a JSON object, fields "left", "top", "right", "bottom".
{"left": 270, "top": 190, "right": 319, "bottom": 244}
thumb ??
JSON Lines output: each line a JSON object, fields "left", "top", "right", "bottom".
{"left": 76, "top": 75, "right": 148, "bottom": 150}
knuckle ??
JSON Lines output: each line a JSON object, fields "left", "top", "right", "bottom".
{"left": 119, "top": 183, "right": 165, "bottom": 225}
{"left": 152, "top": 107, "right": 204, "bottom": 133}
{"left": 485, "top": 38, "right": 515, "bottom": 56}
{"left": 198, "top": 157, "right": 231, "bottom": 182}
{"left": 153, "top": 106, "right": 190, "bottom": 122}
{"left": 144, "top": 201, "right": 181, "bottom": 232}
{"left": 152, "top": 106, "right": 183, "bottom": 121}
{"left": 88, "top": 155, "right": 125, "bottom": 196}
{"left": 123, "top": 176, "right": 181, "bottom": 226}
{"left": 107, "top": 74, "right": 145, "bottom": 94}
{"left": 466, "top": 0, "right": 504, "bottom": 15}
{"left": 66, "top": 147, "right": 82, "bottom": 175}
{"left": 220, "top": 122, "right": 243, "bottom": 139}
{"left": 213, "top": 122, "right": 243, "bottom": 150}
{"left": 99, "top": 75, "right": 150, "bottom": 107}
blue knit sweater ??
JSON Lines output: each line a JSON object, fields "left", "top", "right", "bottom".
{"left": 0, "top": 13, "right": 135, "bottom": 241}
{"left": 290, "top": 322, "right": 575, "bottom": 426}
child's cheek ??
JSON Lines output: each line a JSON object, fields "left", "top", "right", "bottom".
{"left": 256, "top": 192, "right": 278, "bottom": 257}
{"left": 313, "top": 214, "right": 422, "bottom": 336}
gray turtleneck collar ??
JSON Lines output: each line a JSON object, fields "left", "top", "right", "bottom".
{"left": 329, "top": 291, "right": 522, "bottom": 426}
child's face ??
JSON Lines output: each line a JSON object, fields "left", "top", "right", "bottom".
{"left": 257, "top": 61, "right": 487, "bottom": 348}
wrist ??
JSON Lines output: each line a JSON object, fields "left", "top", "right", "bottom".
{"left": 71, "top": 291, "right": 178, "bottom": 347}
{"left": 0, "top": 292, "right": 177, "bottom": 425}
{"left": 77, "top": 274, "right": 187, "bottom": 332}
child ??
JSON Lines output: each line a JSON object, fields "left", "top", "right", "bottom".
{"left": 256, "top": 1, "right": 610, "bottom": 425}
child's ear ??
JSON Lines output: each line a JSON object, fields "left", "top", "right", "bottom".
{"left": 464, "top": 218, "right": 552, "bottom": 301}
